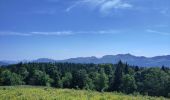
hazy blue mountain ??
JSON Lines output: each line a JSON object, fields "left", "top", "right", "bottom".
{"left": 1, "top": 54, "right": 170, "bottom": 67}
{"left": 0, "top": 60, "right": 19, "bottom": 66}
{"left": 60, "top": 54, "right": 170, "bottom": 67}
{"left": 33, "top": 58, "right": 56, "bottom": 63}
{"left": 59, "top": 56, "right": 99, "bottom": 64}
{"left": 0, "top": 61, "right": 8, "bottom": 66}
{"left": 0, "top": 58, "right": 56, "bottom": 66}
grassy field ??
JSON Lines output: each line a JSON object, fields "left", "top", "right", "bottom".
{"left": 0, "top": 86, "right": 169, "bottom": 100}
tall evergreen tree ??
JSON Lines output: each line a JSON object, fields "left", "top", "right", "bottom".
{"left": 124, "top": 63, "right": 129, "bottom": 74}
{"left": 161, "top": 65, "right": 165, "bottom": 72}
{"left": 135, "top": 66, "right": 139, "bottom": 72}
{"left": 111, "top": 60, "right": 124, "bottom": 91}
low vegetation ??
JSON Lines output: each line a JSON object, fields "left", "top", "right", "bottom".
{"left": 0, "top": 86, "right": 169, "bottom": 100}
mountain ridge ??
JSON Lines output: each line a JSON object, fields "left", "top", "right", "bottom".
{"left": 1, "top": 54, "right": 170, "bottom": 67}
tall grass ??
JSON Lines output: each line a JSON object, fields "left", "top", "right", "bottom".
{"left": 0, "top": 86, "right": 168, "bottom": 100}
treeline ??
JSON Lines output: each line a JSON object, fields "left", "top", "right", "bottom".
{"left": 0, "top": 61, "right": 170, "bottom": 97}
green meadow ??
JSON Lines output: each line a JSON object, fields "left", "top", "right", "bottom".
{"left": 0, "top": 86, "right": 169, "bottom": 100}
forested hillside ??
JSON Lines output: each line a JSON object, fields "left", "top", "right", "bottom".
{"left": 0, "top": 61, "right": 170, "bottom": 98}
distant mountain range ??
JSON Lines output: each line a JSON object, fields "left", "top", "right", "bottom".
{"left": 1, "top": 54, "right": 170, "bottom": 67}
{"left": 0, "top": 61, "right": 8, "bottom": 66}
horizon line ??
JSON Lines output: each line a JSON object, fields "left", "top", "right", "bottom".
{"left": 0, "top": 53, "right": 170, "bottom": 61}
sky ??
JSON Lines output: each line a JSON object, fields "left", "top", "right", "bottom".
{"left": 0, "top": 0, "right": 170, "bottom": 60}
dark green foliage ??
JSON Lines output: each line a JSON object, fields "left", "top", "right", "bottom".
{"left": 135, "top": 68, "right": 170, "bottom": 97}
{"left": 61, "top": 72, "right": 72, "bottom": 88}
{"left": 165, "top": 78, "right": 170, "bottom": 98}
{"left": 95, "top": 68, "right": 108, "bottom": 92}
{"left": 0, "top": 61, "right": 170, "bottom": 98}
{"left": 121, "top": 74, "right": 137, "bottom": 93}
{"left": 112, "top": 61, "right": 124, "bottom": 91}
{"left": 71, "top": 69, "right": 92, "bottom": 89}
{"left": 89, "top": 72, "right": 100, "bottom": 90}
{"left": 124, "top": 63, "right": 129, "bottom": 74}
{"left": 161, "top": 65, "right": 169, "bottom": 73}
{"left": 161, "top": 65, "right": 165, "bottom": 71}
{"left": 0, "top": 70, "right": 23, "bottom": 85}
{"left": 28, "top": 70, "right": 53, "bottom": 86}
{"left": 135, "top": 66, "right": 139, "bottom": 72}
{"left": 51, "top": 70, "right": 61, "bottom": 87}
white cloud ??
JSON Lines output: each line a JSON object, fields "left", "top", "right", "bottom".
{"left": 146, "top": 29, "right": 170, "bottom": 36}
{"left": 0, "top": 31, "right": 74, "bottom": 36}
{"left": 83, "top": 30, "right": 120, "bottom": 34}
{"left": 31, "top": 31, "right": 74, "bottom": 35}
{"left": 0, "top": 32, "right": 31, "bottom": 36}
{"left": 66, "top": 0, "right": 132, "bottom": 14}
{"left": 0, "top": 30, "right": 120, "bottom": 36}
{"left": 100, "top": 0, "right": 132, "bottom": 13}
{"left": 66, "top": 1, "right": 82, "bottom": 12}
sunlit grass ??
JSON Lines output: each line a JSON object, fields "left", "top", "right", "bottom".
{"left": 0, "top": 86, "right": 168, "bottom": 100}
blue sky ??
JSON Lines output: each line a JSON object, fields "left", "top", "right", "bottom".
{"left": 0, "top": 0, "right": 170, "bottom": 60}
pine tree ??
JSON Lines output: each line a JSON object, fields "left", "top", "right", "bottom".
{"left": 135, "top": 66, "right": 139, "bottom": 72}
{"left": 124, "top": 63, "right": 129, "bottom": 74}
{"left": 161, "top": 65, "right": 165, "bottom": 71}
{"left": 112, "top": 60, "right": 124, "bottom": 91}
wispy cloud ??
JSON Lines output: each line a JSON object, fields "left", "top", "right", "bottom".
{"left": 0, "top": 32, "right": 31, "bottom": 36}
{"left": 160, "top": 8, "right": 170, "bottom": 16}
{"left": 0, "top": 31, "right": 74, "bottom": 36}
{"left": 146, "top": 29, "right": 170, "bottom": 36}
{"left": 75, "top": 30, "right": 120, "bottom": 34}
{"left": 31, "top": 31, "right": 74, "bottom": 35}
{"left": 66, "top": 0, "right": 132, "bottom": 14}
{"left": 0, "top": 30, "right": 120, "bottom": 36}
